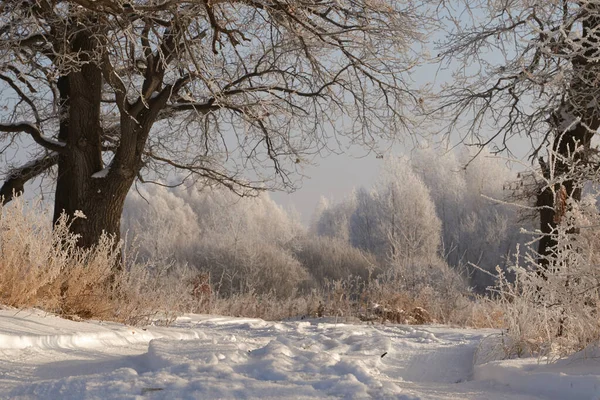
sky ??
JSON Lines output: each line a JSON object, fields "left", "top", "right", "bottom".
{"left": 270, "top": 148, "right": 389, "bottom": 225}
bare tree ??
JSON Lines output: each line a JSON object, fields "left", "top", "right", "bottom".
{"left": 435, "top": 0, "right": 600, "bottom": 266}
{"left": 0, "top": 0, "right": 426, "bottom": 249}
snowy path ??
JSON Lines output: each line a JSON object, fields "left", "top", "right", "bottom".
{"left": 0, "top": 310, "right": 597, "bottom": 399}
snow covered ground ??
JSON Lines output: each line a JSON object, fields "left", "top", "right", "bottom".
{"left": 0, "top": 309, "right": 598, "bottom": 399}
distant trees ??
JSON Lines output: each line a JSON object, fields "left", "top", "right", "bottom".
{"left": 413, "top": 148, "right": 525, "bottom": 285}
{"left": 313, "top": 158, "right": 441, "bottom": 262}
{"left": 339, "top": 158, "right": 442, "bottom": 262}
{"left": 373, "top": 158, "right": 442, "bottom": 262}
{"left": 122, "top": 147, "right": 525, "bottom": 294}
{"left": 311, "top": 148, "right": 526, "bottom": 290}
{"left": 123, "top": 184, "right": 308, "bottom": 296}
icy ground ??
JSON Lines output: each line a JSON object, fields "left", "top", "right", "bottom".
{"left": 0, "top": 310, "right": 599, "bottom": 399}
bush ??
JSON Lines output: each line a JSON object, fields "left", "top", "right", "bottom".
{"left": 0, "top": 198, "right": 198, "bottom": 324}
{"left": 194, "top": 236, "right": 310, "bottom": 297}
{"left": 487, "top": 194, "right": 600, "bottom": 358}
{"left": 368, "top": 257, "right": 471, "bottom": 324}
{"left": 292, "top": 235, "right": 378, "bottom": 286}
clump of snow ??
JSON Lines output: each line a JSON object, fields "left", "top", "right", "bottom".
{"left": 91, "top": 165, "right": 111, "bottom": 178}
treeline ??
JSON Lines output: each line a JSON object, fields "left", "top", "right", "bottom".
{"left": 311, "top": 148, "right": 529, "bottom": 290}
{"left": 122, "top": 148, "right": 528, "bottom": 295}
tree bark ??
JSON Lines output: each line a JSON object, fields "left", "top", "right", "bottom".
{"left": 537, "top": 100, "right": 598, "bottom": 266}
{"left": 51, "top": 30, "right": 133, "bottom": 249}
{"left": 536, "top": 123, "right": 592, "bottom": 270}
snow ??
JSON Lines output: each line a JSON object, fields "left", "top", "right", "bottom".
{"left": 44, "top": 137, "right": 66, "bottom": 148}
{"left": 14, "top": 122, "right": 66, "bottom": 148}
{"left": 91, "top": 165, "right": 111, "bottom": 178}
{"left": 0, "top": 310, "right": 598, "bottom": 399}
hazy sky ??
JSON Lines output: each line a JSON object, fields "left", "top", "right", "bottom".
{"left": 271, "top": 131, "right": 533, "bottom": 226}
{"left": 270, "top": 149, "right": 390, "bottom": 225}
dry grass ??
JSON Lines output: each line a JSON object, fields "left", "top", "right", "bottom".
{"left": 0, "top": 198, "right": 493, "bottom": 329}
{"left": 0, "top": 200, "right": 193, "bottom": 324}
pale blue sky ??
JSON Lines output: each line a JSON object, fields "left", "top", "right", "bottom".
{"left": 270, "top": 148, "right": 389, "bottom": 225}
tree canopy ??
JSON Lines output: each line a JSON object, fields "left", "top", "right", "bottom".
{"left": 0, "top": 0, "right": 426, "bottom": 246}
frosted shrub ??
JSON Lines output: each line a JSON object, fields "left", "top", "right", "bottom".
{"left": 0, "top": 198, "right": 198, "bottom": 323}
{"left": 0, "top": 200, "right": 76, "bottom": 308}
{"left": 292, "top": 236, "right": 378, "bottom": 286}
{"left": 195, "top": 236, "right": 309, "bottom": 297}
{"left": 110, "top": 260, "right": 199, "bottom": 325}
{"left": 492, "top": 194, "right": 600, "bottom": 357}
{"left": 371, "top": 256, "right": 471, "bottom": 324}
{"left": 0, "top": 199, "right": 121, "bottom": 317}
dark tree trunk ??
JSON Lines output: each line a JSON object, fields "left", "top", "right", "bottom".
{"left": 537, "top": 101, "right": 595, "bottom": 270}
{"left": 536, "top": 124, "right": 591, "bottom": 271}
{"left": 536, "top": 178, "right": 555, "bottom": 272}
{"left": 44, "top": 14, "right": 172, "bottom": 254}
{"left": 53, "top": 169, "right": 133, "bottom": 249}
{"left": 52, "top": 30, "right": 134, "bottom": 249}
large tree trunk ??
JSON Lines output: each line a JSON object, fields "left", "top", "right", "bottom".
{"left": 536, "top": 123, "right": 592, "bottom": 270}
{"left": 49, "top": 16, "right": 167, "bottom": 253}
{"left": 52, "top": 30, "right": 133, "bottom": 249}
{"left": 53, "top": 168, "right": 132, "bottom": 249}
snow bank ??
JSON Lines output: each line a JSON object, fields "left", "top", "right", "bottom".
{"left": 475, "top": 358, "right": 600, "bottom": 400}
{"left": 0, "top": 309, "right": 199, "bottom": 351}
{"left": 474, "top": 343, "right": 600, "bottom": 400}
{"left": 1, "top": 310, "right": 598, "bottom": 399}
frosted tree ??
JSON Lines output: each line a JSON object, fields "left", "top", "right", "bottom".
{"left": 372, "top": 157, "right": 441, "bottom": 262}
{"left": 123, "top": 184, "right": 201, "bottom": 261}
{"left": 349, "top": 187, "right": 381, "bottom": 254}
{"left": 436, "top": 0, "right": 600, "bottom": 266}
{"left": 309, "top": 197, "right": 329, "bottom": 235}
{"left": 490, "top": 150, "right": 600, "bottom": 351}
{"left": 457, "top": 148, "right": 523, "bottom": 285}
{"left": 411, "top": 148, "right": 523, "bottom": 287}
{"left": 314, "top": 193, "right": 356, "bottom": 242}
{"left": 410, "top": 148, "right": 466, "bottom": 261}
{"left": 314, "top": 157, "right": 443, "bottom": 262}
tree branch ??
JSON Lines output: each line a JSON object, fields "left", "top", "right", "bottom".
{"left": 0, "top": 152, "right": 59, "bottom": 204}
{"left": 0, "top": 123, "right": 66, "bottom": 153}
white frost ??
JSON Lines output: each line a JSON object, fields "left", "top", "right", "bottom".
{"left": 19, "top": 122, "right": 66, "bottom": 147}
{"left": 558, "top": 109, "right": 581, "bottom": 133}
{"left": 7, "top": 152, "right": 58, "bottom": 177}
